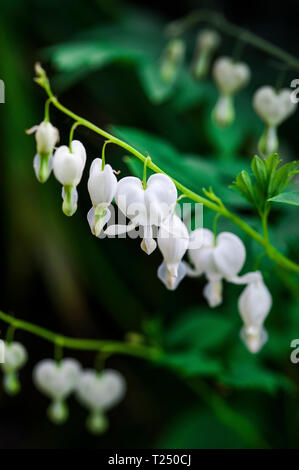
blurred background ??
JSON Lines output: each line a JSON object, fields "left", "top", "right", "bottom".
{"left": 0, "top": 0, "right": 299, "bottom": 449}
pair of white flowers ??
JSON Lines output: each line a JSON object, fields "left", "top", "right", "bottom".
{"left": 33, "top": 359, "right": 125, "bottom": 434}
{"left": 157, "top": 225, "right": 272, "bottom": 353}
{"left": 212, "top": 56, "right": 297, "bottom": 155}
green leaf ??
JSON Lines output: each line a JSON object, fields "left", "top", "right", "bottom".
{"left": 157, "top": 351, "right": 222, "bottom": 377}
{"left": 137, "top": 59, "right": 179, "bottom": 104}
{"left": 231, "top": 170, "right": 255, "bottom": 204}
{"left": 268, "top": 191, "right": 299, "bottom": 206}
{"left": 251, "top": 155, "right": 267, "bottom": 192}
{"left": 165, "top": 310, "right": 235, "bottom": 351}
{"left": 220, "top": 358, "right": 293, "bottom": 394}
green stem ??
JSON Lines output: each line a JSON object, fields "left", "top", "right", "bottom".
{"left": 69, "top": 122, "right": 80, "bottom": 152}
{"left": 101, "top": 140, "right": 112, "bottom": 170}
{"left": 166, "top": 9, "right": 299, "bottom": 72}
{"left": 36, "top": 74, "right": 299, "bottom": 275}
{"left": 0, "top": 310, "right": 161, "bottom": 361}
{"left": 143, "top": 156, "right": 151, "bottom": 189}
{"left": 44, "top": 98, "right": 51, "bottom": 122}
{"left": 262, "top": 211, "right": 269, "bottom": 244}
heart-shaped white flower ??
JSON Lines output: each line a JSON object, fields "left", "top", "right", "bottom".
{"left": 87, "top": 158, "right": 118, "bottom": 236}
{"left": 238, "top": 271, "right": 272, "bottom": 353}
{"left": 53, "top": 140, "right": 86, "bottom": 186}
{"left": 76, "top": 369, "right": 126, "bottom": 413}
{"left": 53, "top": 140, "right": 86, "bottom": 216}
{"left": 157, "top": 214, "right": 189, "bottom": 290}
{"left": 253, "top": 86, "right": 296, "bottom": 127}
{"left": 106, "top": 174, "right": 177, "bottom": 254}
{"left": 1, "top": 342, "right": 28, "bottom": 374}
{"left": 213, "top": 57, "right": 250, "bottom": 95}
{"left": 189, "top": 229, "right": 246, "bottom": 281}
{"left": 33, "top": 358, "right": 81, "bottom": 401}
{"left": 187, "top": 229, "right": 246, "bottom": 307}
{"left": 27, "top": 121, "right": 60, "bottom": 183}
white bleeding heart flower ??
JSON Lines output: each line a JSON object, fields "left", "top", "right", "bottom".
{"left": 106, "top": 174, "right": 177, "bottom": 255}
{"left": 157, "top": 214, "right": 189, "bottom": 290}
{"left": 212, "top": 57, "right": 250, "bottom": 127}
{"left": 53, "top": 140, "right": 86, "bottom": 216}
{"left": 33, "top": 358, "right": 81, "bottom": 424}
{"left": 76, "top": 369, "right": 126, "bottom": 434}
{"left": 160, "top": 38, "right": 185, "bottom": 83}
{"left": 188, "top": 229, "right": 246, "bottom": 307}
{"left": 193, "top": 29, "right": 220, "bottom": 79}
{"left": 253, "top": 86, "right": 296, "bottom": 127}
{"left": 27, "top": 121, "right": 59, "bottom": 183}
{"left": 198, "top": 29, "right": 220, "bottom": 51}
{"left": 237, "top": 271, "right": 272, "bottom": 353}
{"left": 253, "top": 86, "right": 297, "bottom": 156}
{"left": 1, "top": 342, "right": 28, "bottom": 396}
{"left": 213, "top": 57, "right": 250, "bottom": 95}
{"left": 87, "top": 158, "right": 118, "bottom": 237}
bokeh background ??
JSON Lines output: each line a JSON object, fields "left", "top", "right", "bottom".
{"left": 0, "top": 0, "right": 299, "bottom": 449}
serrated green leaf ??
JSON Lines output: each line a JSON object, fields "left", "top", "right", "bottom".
{"left": 268, "top": 191, "right": 299, "bottom": 206}
{"left": 251, "top": 155, "right": 267, "bottom": 192}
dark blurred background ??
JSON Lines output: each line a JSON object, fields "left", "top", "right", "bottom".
{"left": 0, "top": 0, "right": 299, "bottom": 449}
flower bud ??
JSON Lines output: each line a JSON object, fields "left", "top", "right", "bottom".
{"left": 157, "top": 214, "right": 189, "bottom": 290}
{"left": 160, "top": 38, "right": 185, "bottom": 83}
{"left": 53, "top": 140, "right": 86, "bottom": 216}
{"left": 238, "top": 272, "right": 272, "bottom": 353}
{"left": 87, "top": 158, "right": 117, "bottom": 236}
{"left": 27, "top": 121, "right": 59, "bottom": 183}
{"left": 1, "top": 341, "right": 28, "bottom": 395}
{"left": 192, "top": 29, "right": 220, "bottom": 79}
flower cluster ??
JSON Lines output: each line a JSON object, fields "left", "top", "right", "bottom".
{"left": 33, "top": 358, "right": 125, "bottom": 433}
{"left": 212, "top": 56, "right": 251, "bottom": 127}
{"left": 27, "top": 120, "right": 273, "bottom": 353}
{"left": 0, "top": 348, "right": 126, "bottom": 435}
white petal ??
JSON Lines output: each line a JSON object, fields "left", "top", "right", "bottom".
{"left": 157, "top": 261, "right": 187, "bottom": 290}
{"left": 88, "top": 158, "right": 117, "bottom": 207}
{"left": 76, "top": 369, "right": 126, "bottom": 412}
{"left": 33, "top": 359, "right": 81, "bottom": 401}
{"left": 203, "top": 280, "right": 223, "bottom": 307}
{"left": 158, "top": 215, "right": 189, "bottom": 266}
{"left": 240, "top": 327, "right": 268, "bottom": 354}
{"left": 213, "top": 232, "right": 246, "bottom": 279}
{"left": 238, "top": 277, "right": 272, "bottom": 332}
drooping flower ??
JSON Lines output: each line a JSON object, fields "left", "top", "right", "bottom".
{"left": 192, "top": 29, "right": 220, "bottom": 79}
{"left": 253, "top": 86, "right": 297, "bottom": 156}
{"left": 106, "top": 174, "right": 178, "bottom": 255}
{"left": 188, "top": 229, "right": 246, "bottom": 306}
{"left": 27, "top": 121, "right": 59, "bottom": 183}
{"left": 212, "top": 57, "right": 250, "bottom": 127}
{"left": 237, "top": 271, "right": 272, "bottom": 353}
{"left": 76, "top": 369, "right": 126, "bottom": 434}
{"left": 87, "top": 158, "right": 118, "bottom": 237}
{"left": 53, "top": 140, "right": 86, "bottom": 216}
{"left": 1, "top": 342, "right": 28, "bottom": 395}
{"left": 160, "top": 38, "right": 185, "bottom": 83}
{"left": 157, "top": 214, "right": 189, "bottom": 290}
{"left": 33, "top": 358, "right": 81, "bottom": 424}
